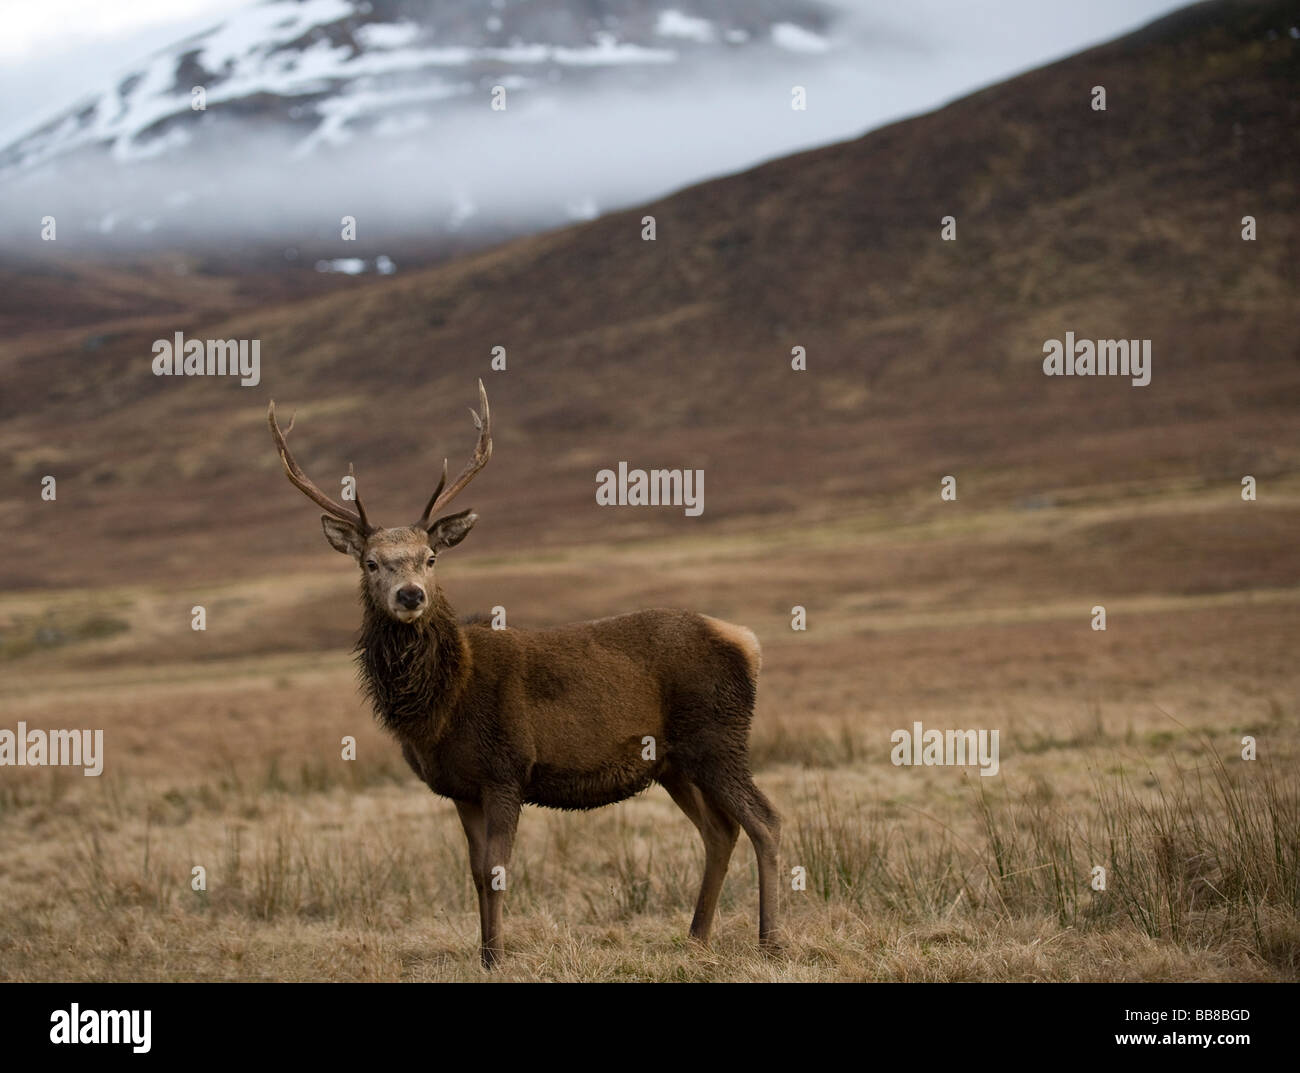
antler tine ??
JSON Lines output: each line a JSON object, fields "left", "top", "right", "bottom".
{"left": 267, "top": 400, "right": 371, "bottom": 532}
{"left": 347, "top": 462, "right": 369, "bottom": 532}
{"left": 417, "top": 458, "right": 449, "bottom": 530}
{"left": 417, "top": 380, "right": 493, "bottom": 528}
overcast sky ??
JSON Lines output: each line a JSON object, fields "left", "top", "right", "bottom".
{"left": 0, "top": 0, "right": 1190, "bottom": 147}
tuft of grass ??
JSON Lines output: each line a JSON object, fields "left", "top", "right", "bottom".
{"left": 787, "top": 736, "right": 1300, "bottom": 972}
{"left": 1090, "top": 750, "right": 1300, "bottom": 968}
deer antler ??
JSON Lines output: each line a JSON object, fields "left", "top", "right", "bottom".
{"left": 417, "top": 379, "right": 492, "bottom": 528}
{"left": 267, "top": 401, "right": 371, "bottom": 533}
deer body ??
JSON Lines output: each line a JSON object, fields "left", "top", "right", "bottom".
{"left": 363, "top": 596, "right": 757, "bottom": 809}
{"left": 269, "top": 383, "right": 781, "bottom": 967}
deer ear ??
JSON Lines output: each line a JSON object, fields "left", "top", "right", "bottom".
{"left": 427, "top": 509, "right": 477, "bottom": 552}
{"left": 321, "top": 515, "right": 365, "bottom": 560}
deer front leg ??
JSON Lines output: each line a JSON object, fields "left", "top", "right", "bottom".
{"left": 480, "top": 786, "right": 522, "bottom": 969}
{"left": 453, "top": 800, "right": 490, "bottom": 958}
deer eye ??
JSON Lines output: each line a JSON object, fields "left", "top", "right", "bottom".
{"left": 426, "top": 556, "right": 436, "bottom": 568}
{"left": 365, "top": 561, "right": 379, "bottom": 572}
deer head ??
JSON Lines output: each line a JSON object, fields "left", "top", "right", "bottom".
{"left": 268, "top": 381, "right": 492, "bottom": 624}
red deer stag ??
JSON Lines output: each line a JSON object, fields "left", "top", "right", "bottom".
{"left": 267, "top": 382, "right": 781, "bottom": 967}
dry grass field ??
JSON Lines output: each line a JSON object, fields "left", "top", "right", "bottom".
{"left": 2, "top": 476, "right": 1297, "bottom": 981}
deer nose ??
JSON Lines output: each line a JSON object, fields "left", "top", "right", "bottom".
{"left": 396, "top": 586, "right": 426, "bottom": 610}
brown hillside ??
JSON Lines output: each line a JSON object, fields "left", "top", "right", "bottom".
{"left": 0, "top": 0, "right": 1296, "bottom": 591}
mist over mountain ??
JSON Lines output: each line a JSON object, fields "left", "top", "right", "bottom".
{"left": 0, "top": 0, "right": 852, "bottom": 252}
{"left": 0, "top": 0, "right": 1195, "bottom": 260}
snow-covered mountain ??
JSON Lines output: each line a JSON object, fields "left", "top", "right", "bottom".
{"left": 0, "top": 0, "right": 845, "bottom": 251}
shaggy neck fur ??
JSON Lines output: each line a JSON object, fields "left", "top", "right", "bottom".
{"left": 356, "top": 582, "right": 469, "bottom": 744}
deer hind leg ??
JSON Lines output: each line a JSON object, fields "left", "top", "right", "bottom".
{"left": 698, "top": 775, "right": 782, "bottom": 951}
{"left": 658, "top": 768, "right": 739, "bottom": 945}
{"left": 479, "top": 786, "right": 522, "bottom": 969}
